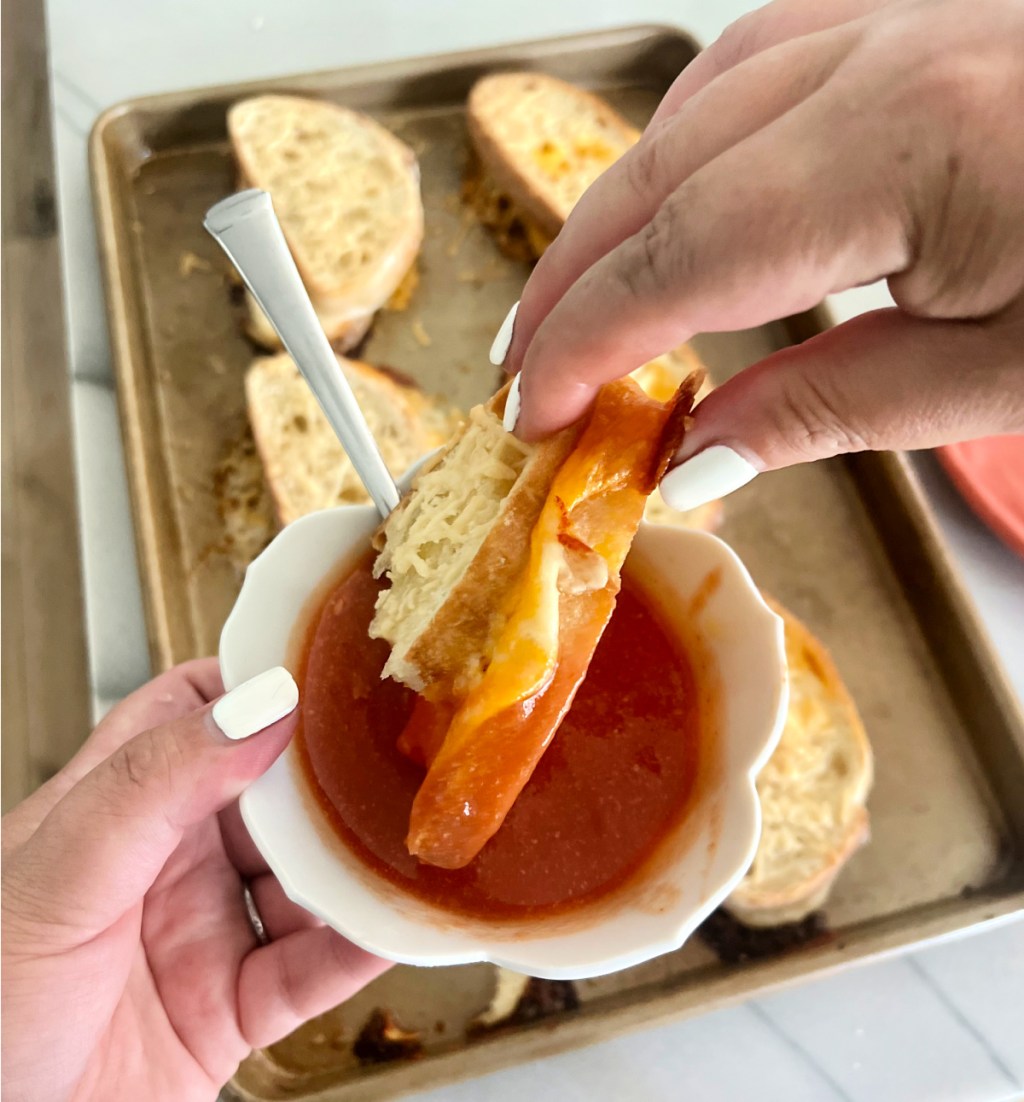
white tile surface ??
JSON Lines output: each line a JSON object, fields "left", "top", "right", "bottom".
{"left": 415, "top": 1000, "right": 849, "bottom": 1102}
{"left": 912, "top": 921, "right": 1024, "bottom": 1087}
{"left": 757, "top": 955, "right": 1020, "bottom": 1102}
{"left": 44, "top": 1, "right": 1024, "bottom": 1099}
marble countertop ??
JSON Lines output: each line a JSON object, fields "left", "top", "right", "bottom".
{"left": 46, "top": 0, "right": 1024, "bottom": 1097}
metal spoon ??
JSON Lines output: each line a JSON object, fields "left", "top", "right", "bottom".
{"left": 204, "top": 189, "right": 401, "bottom": 518}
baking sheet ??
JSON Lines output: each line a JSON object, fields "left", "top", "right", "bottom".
{"left": 90, "top": 25, "right": 1024, "bottom": 1102}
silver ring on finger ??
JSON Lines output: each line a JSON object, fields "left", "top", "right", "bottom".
{"left": 243, "top": 882, "right": 270, "bottom": 946}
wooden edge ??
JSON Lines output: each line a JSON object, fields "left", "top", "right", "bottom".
{"left": 2, "top": 0, "right": 92, "bottom": 808}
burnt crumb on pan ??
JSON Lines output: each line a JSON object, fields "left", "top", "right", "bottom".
{"left": 467, "top": 976, "right": 580, "bottom": 1039}
{"left": 698, "top": 908, "right": 828, "bottom": 964}
{"left": 352, "top": 1009, "right": 424, "bottom": 1065}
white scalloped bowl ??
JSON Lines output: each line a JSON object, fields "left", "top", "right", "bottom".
{"left": 221, "top": 505, "right": 787, "bottom": 980}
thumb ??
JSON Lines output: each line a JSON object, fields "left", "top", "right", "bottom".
{"left": 4, "top": 667, "right": 298, "bottom": 942}
{"left": 659, "top": 307, "right": 1024, "bottom": 511}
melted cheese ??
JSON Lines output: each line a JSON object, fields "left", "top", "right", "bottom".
{"left": 532, "top": 136, "right": 618, "bottom": 179}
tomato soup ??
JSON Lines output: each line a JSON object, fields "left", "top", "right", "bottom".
{"left": 296, "top": 553, "right": 702, "bottom": 919}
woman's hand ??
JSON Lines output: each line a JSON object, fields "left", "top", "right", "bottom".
{"left": 505, "top": 0, "right": 1024, "bottom": 507}
{"left": 2, "top": 660, "right": 389, "bottom": 1102}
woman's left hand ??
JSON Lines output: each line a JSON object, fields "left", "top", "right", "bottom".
{"left": 1, "top": 659, "right": 389, "bottom": 1102}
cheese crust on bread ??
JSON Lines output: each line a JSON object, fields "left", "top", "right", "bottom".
{"left": 371, "top": 373, "right": 701, "bottom": 868}
{"left": 726, "top": 601, "right": 873, "bottom": 926}
{"left": 465, "top": 72, "right": 639, "bottom": 260}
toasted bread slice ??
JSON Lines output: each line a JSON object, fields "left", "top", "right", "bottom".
{"left": 245, "top": 352, "right": 455, "bottom": 527}
{"left": 228, "top": 94, "right": 424, "bottom": 349}
{"left": 465, "top": 73, "right": 639, "bottom": 258}
{"left": 371, "top": 374, "right": 701, "bottom": 868}
{"left": 726, "top": 601, "right": 873, "bottom": 927}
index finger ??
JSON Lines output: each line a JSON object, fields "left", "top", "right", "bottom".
{"left": 514, "top": 87, "right": 912, "bottom": 439}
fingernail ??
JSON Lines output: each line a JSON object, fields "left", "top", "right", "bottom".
{"left": 503, "top": 372, "right": 522, "bottom": 433}
{"left": 212, "top": 667, "right": 298, "bottom": 741}
{"left": 659, "top": 446, "right": 758, "bottom": 512}
{"left": 489, "top": 301, "right": 519, "bottom": 366}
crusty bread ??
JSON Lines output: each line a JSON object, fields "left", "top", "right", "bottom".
{"left": 228, "top": 94, "right": 424, "bottom": 349}
{"left": 465, "top": 72, "right": 639, "bottom": 255}
{"left": 632, "top": 347, "right": 722, "bottom": 532}
{"left": 370, "top": 383, "right": 581, "bottom": 693}
{"left": 245, "top": 352, "right": 455, "bottom": 527}
{"left": 726, "top": 601, "right": 873, "bottom": 927}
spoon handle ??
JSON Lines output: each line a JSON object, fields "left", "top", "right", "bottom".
{"left": 205, "top": 189, "right": 401, "bottom": 518}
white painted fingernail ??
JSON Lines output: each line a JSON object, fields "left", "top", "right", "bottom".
{"left": 503, "top": 372, "right": 522, "bottom": 432}
{"left": 212, "top": 667, "right": 298, "bottom": 740}
{"left": 659, "top": 446, "right": 758, "bottom": 512}
{"left": 489, "top": 300, "right": 519, "bottom": 366}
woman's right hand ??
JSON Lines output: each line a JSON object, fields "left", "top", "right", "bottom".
{"left": 504, "top": 0, "right": 1024, "bottom": 508}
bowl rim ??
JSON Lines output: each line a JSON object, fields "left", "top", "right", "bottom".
{"left": 222, "top": 505, "right": 787, "bottom": 979}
